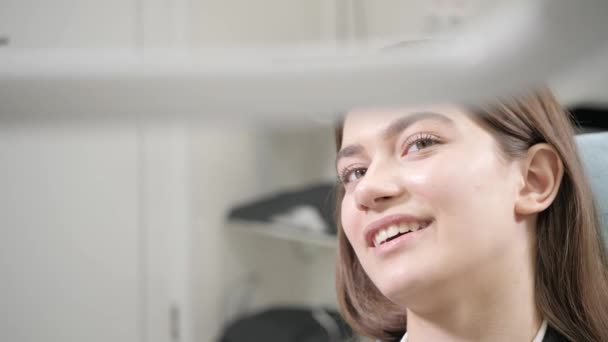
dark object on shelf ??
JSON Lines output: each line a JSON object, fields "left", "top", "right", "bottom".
{"left": 218, "top": 307, "right": 352, "bottom": 342}
{"left": 569, "top": 105, "right": 608, "bottom": 130}
{"left": 228, "top": 183, "right": 338, "bottom": 235}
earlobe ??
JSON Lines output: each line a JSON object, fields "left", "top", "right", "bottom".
{"left": 514, "top": 143, "right": 564, "bottom": 216}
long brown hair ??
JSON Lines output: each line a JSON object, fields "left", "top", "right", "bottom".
{"left": 334, "top": 88, "right": 608, "bottom": 341}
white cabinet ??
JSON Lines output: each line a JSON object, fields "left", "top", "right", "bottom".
{"left": 0, "top": 0, "right": 138, "bottom": 48}
{"left": 189, "top": 0, "right": 334, "bottom": 45}
{"left": 357, "top": 0, "right": 506, "bottom": 40}
{"left": 0, "top": 0, "right": 337, "bottom": 48}
{"left": 356, "top": 0, "right": 428, "bottom": 39}
{"left": 0, "top": 122, "right": 141, "bottom": 342}
{"left": 0, "top": 120, "right": 195, "bottom": 342}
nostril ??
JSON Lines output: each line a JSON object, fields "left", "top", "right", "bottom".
{"left": 376, "top": 195, "right": 393, "bottom": 202}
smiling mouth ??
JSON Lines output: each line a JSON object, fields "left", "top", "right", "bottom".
{"left": 373, "top": 221, "right": 432, "bottom": 247}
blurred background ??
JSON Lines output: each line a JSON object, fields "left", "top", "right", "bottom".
{"left": 1, "top": 1, "right": 607, "bottom": 341}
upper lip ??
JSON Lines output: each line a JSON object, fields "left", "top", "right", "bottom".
{"left": 363, "top": 213, "right": 432, "bottom": 247}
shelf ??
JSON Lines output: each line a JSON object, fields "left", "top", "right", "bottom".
{"left": 226, "top": 219, "right": 337, "bottom": 248}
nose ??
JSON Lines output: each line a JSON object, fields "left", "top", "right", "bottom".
{"left": 354, "top": 161, "right": 405, "bottom": 211}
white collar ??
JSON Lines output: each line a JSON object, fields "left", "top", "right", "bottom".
{"left": 400, "top": 319, "right": 548, "bottom": 342}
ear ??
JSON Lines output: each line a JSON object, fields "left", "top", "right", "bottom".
{"left": 514, "top": 143, "right": 564, "bottom": 216}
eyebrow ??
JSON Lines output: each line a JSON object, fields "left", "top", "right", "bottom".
{"left": 335, "top": 112, "right": 453, "bottom": 166}
{"left": 381, "top": 112, "right": 453, "bottom": 140}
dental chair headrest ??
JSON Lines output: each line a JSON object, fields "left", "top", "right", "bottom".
{"left": 576, "top": 131, "right": 608, "bottom": 244}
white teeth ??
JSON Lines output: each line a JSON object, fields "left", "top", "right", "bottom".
{"left": 398, "top": 223, "right": 408, "bottom": 234}
{"left": 386, "top": 225, "right": 399, "bottom": 238}
{"left": 372, "top": 221, "right": 430, "bottom": 246}
{"left": 378, "top": 230, "right": 387, "bottom": 243}
{"left": 374, "top": 234, "right": 383, "bottom": 247}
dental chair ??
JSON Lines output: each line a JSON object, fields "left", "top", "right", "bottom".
{"left": 576, "top": 131, "right": 608, "bottom": 245}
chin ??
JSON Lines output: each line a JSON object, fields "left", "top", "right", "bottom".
{"left": 374, "top": 270, "right": 426, "bottom": 305}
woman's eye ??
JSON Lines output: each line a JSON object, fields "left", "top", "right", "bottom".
{"left": 341, "top": 167, "right": 367, "bottom": 184}
{"left": 404, "top": 135, "right": 439, "bottom": 155}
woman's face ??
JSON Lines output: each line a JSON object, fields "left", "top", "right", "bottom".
{"left": 337, "top": 106, "right": 526, "bottom": 306}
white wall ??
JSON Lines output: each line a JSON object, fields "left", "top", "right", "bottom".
{"left": 189, "top": 0, "right": 326, "bottom": 46}
{"left": 359, "top": 0, "right": 506, "bottom": 40}
{"left": 0, "top": 0, "right": 138, "bottom": 47}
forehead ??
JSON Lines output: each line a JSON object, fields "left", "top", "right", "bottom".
{"left": 341, "top": 105, "right": 469, "bottom": 144}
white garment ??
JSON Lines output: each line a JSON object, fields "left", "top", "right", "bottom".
{"left": 400, "top": 319, "right": 548, "bottom": 342}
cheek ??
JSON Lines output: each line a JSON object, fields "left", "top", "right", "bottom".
{"left": 406, "top": 148, "right": 513, "bottom": 208}
{"left": 405, "top": 148, "right": 517, "bottom": 247}
{"left": 340, "top": 194, "right": 363, "bottom": 246}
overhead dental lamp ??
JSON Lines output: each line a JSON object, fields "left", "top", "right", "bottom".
{"left": 0, "top": 0, "right": 607, "bottom": 122}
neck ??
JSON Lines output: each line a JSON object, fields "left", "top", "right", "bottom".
{"left": 405, "top": 232, "right": 541, "bottom": 342}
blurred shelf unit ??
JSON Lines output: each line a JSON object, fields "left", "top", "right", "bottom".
{"left": 225, "top": 182, "right": 338, "bottom": 249}
{"left": 226, "top": 219, "right": 337, "bottom": 249}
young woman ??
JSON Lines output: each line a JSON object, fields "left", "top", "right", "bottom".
{"left": 334, "top": 88, "right": 608, "bottom": 342}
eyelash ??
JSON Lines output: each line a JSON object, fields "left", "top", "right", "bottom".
{"left": 402, "top": 132, "right": 440, "bottom": 156}
{"left": 338, "top": 133, "right": 441, "bottom": 185}
{"left": 338, "top": 165, "right": 365, "bottom": 185}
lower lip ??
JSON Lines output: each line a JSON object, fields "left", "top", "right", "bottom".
{"left": 372, "top": 223, "right": 431, "bottom": 256}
